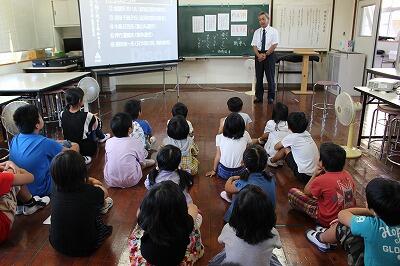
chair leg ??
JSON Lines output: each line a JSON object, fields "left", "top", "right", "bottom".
{"left": 368, "top": 109, "right": 378, "bottom": 149}
{"left": 323, "top": 86, "right": 328, "bottom": 119}
{"left": 380, "top": 115, "right": 391, "bottom": 160}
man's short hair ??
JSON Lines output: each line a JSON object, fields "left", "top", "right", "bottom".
{"left": 258, "top": 11, "right": 269, "bottom": 19}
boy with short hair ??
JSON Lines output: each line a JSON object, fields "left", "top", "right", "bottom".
{"left": 287, "top": 142, "right": 356, "bottom": 229}
{"left": 218, "top": 97, "right": 252, "bottom": 133}
{"left": 10, "top": 104, "right": 78, "bottom": 197}
{"left": 0, "top": 160, "right": 48, "bottom": 243}
{"left": 268, "top": 112, "right": 318, "bottom": 183}
{"left": 124, "top": 99, "right": 156, "bottom": 150}
{"left": 104, "top": 113, "right": 155, "bottom": 188}
{"left": 306, "top": 177, "right": 400, "bottom": 265}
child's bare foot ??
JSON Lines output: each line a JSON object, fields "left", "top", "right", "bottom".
{"left": 205, "top": 170, "right": 216, "bottom": 177}
{"left": 142, "top": 159, "right": 156, "bottom": 168}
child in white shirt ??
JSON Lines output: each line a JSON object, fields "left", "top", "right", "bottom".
{"left": 256, "top": 102, "right": 290, "bottom": 161}
{"left": 218, "top": 97, "right": 252, "bottom": 134}
{"left": 207, "top": 113, "right": 252, "bottom": 180}
{"left": 269, "top": 112, "right": 318, "bottom": 183}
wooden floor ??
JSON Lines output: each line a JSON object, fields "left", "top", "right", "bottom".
{"left": 1, "top": 87, "right": 399, "bottom": 266}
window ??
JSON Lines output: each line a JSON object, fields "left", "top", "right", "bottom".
{"left": 360, "top": 5, "right": 376, "bottom": 37}
{"left": 379, "top": 0, "right": 400, "bottom": 38}
{"left": 0, "top": 0, "right": 54, "bottom": 65}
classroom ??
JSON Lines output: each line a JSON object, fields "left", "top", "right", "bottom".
{"left": 0, "top": 0, "right": 399, "bottom": 265}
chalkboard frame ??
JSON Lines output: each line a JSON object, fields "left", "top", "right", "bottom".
{"left": 178, "top": 4, "right": 270, "bottom": 58}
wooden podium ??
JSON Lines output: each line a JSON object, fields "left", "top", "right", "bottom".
{"left": 291, "top": 48, "right": 319, "bottom": 95}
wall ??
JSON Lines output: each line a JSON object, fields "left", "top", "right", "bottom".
{"left": 116, "top": 0, "right": 329, "bottom": 88}
{"left": 0, "top": 0, "right": 340, "bottom": 88}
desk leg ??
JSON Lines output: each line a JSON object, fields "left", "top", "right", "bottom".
{"left": 291, "top": 55, "right": 314, "bottom": 95}
{"left": 357, "top": 92, "right": 368, "bottom": 146}
{"left": 176, "top": 64, "right": 180, "bottom": 98}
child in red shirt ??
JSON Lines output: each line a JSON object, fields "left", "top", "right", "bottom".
{"left": 288, "top": 142, "right": 356, "bottom": 228}
{"left": 0, "top": 161, "right": 36, "bottom": 244}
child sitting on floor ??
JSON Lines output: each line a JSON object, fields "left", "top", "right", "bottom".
{"left": 255, "top": 102, "right": 290, "bottom": 159}
{"left": 207, "top": 113, "right": 252, "bottom": 180}
{"left": 145, "top": 145, "right": 193, "bottom": 203}
{"left": 61, "top": 87, "right": 110, "bottom": 164}
{"left": 168, "top": 102, "right": 194, "bottom": 138}
{"left": 104, "top": 113, "right": 155, "bottom": 188}
{"left": 0, "top": 161, "right": 47, "bottom": 244}
{"left": 124, "top": 99, "right": 156, "bottom": 150}
{"left": 268, "top": 112, "right": 318, "bottom": 183}
{"left": 129, "top": 181, "right": 204, "bottom": 265}
{"left": 209, "top": 185, "right": 282, "bottom": 266}
{"left": 306, "top": 177, "right": 400, "bottom": 266}
{"left": 10, "top": 104, "right": 79, "bottom": 198}
{"left": 221, "top": 145, "right": 276, "bottom": 222}
{"left": 163, "top": 116, "right": 199, "bottom": 175}
{"left": 288, "top": 142, "right": 356, "bottom": 229}
{"left": 49, "top": 150, "right": 113, "bottom": 257}
{"left": 218, "top": 97, "right": 252, "bottom": 134}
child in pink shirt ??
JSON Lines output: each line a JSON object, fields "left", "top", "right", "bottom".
{"left": 104, "top": 113, "right": 155, "bottom": 188}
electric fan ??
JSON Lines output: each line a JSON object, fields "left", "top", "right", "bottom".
{"left": 335, "top": 92, "right": 362, "bottom": 158}
{"left": 244, "top": 58, "right": 256, "bottom": 96}
{"left": 77, "top": 77, "right": 100, "bottom": 112}
{"left": 0, "top": 101, "right": 29, "bottom": 161}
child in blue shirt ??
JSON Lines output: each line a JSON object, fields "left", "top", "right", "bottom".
{"left": 306, "top": 177, "right": 400, "bottom": 266}
{"left": 221, "top": 145, "right": 276, "bottom": 222}
{"left": 9, "top": 104, "right": 79, "bottom": 197}
{"left": 124, "top": 99, "right": 156, "bottom": 150}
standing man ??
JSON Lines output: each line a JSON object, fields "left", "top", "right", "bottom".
{"left": 251, "top": 12, "right": 279, "bottom": 104}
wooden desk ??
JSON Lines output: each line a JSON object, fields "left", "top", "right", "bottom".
{"left": 24, "top": 64, "right": 78, "bottom": 73}
{"left": 366, "top": 67, "right": 400, "bottom": 80}
{"left": 0, "top": 72, "right": 90, "bottom": 94}
{"left": 354, "top": 86, "right": 400, "bottom": 146}
{"left": 291, "top": 49, "right": 319, "bottom": 95}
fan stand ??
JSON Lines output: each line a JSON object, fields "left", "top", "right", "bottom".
{"left": 343, "top": 122, "right": 362, "bottom": 159}
{"left": 84, "top": 102, "right": 90, "bottom": 112}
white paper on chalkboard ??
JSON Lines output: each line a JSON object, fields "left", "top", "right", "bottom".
{"left": 218, "top": 13, "right": 230, "bottom": 31}
{"left": 231, "top": 24, "right": 247, "bottom": 37}
{"left": 192, "top": 16, "right": 204, "bottom": 33}
{"left": 205, "top": 15, "right": 217, "bottom": 32}
{"left": 231, "top": 10, "right": 248, "bottom": 22}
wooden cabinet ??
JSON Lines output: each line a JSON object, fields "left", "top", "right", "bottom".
{"left": 52, "top": 0, "right": 80, "bottom": 26}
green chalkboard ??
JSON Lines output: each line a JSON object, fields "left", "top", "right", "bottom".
{"left": 179, "top": 5, "right": 269, "bottom": 57}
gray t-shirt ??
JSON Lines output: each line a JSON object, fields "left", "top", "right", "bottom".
{"left": 144, "top": 170, "right": 192, "bottom": 203}
{"left": 219, "top": 224, "right": 282, "bottom": 266}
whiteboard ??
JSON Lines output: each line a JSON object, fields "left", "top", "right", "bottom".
{"left": 79, "top": 0, "right": 179, "bottom": 68}
{"left": 272, "top": 0, "right": 333, "bottom": 51}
